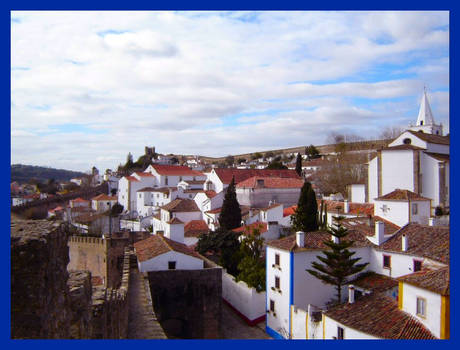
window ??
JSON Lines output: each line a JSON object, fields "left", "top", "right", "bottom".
{"left": 416, "top": 297, "right": 426, "bottom": 317}
{"left": 383, "top": 255, "right": 391, "bottom": 269}
{"left": 165, "top": 177, "right": 168, "bottom": 185}
{"left": 139, "top": 194, "right": 141, "bottom": 198}
{"left": 179, "top": 176, "right": 182, "bottom": 181}
{"left": 275, "top": 276, "right": 280, "bottom": 290}
{"left": 403, "top": 138, "right": 412, "bottom": 145}
{"left": 269, "top": 299, "right": 275, "bottom": 312}
{"left": 337, "top": 327, "right": 344, "bottom": 339}
{"left": 412, "top": 203, "right": 418, "bottom": 215}
{"left": 168, "top": 261, "right": 176, "bottom": 270}
{"left": 414, "top": 260, "right": 422, "bottom": 272}
{"left": 275, "top": 253, "right": 280, "bottom": 266}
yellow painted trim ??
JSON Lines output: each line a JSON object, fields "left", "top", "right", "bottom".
{"left": 441, "top": 296, "right": 450, "bottom": 339}
{"left": 306, "top": 311, "right": 308, "bottom": 339}
{"left": 290, "top": 306, "right": 293, "bottom": 339}
{"left": 322, "top": 314, "right": 325, "bottom": 339}
{"left": 398, "top": 282, "right": 404, "bottom": 309}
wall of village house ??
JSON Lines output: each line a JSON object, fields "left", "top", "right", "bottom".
{"left": 425, "top": 143, "right": 449, "bottom": 155}
{"left": 166, "top": 223, "right": 185, "bottom": 243}
{"left": 221, "top": 269, "right": 266, "bottom": 323}
{"left": 266, "top": 247, "right": 292, "bottom": 339}
{"left": 369, "top": 249, "right": 425, "bottom": 278}
{"left": 374, "top": 200, "right": 409, "bottom": 227}
{"left": 92, "top": 199, "right": 117, "bottom": 212}
{"left": 349, "top": 184, "right": 366, "bottom": 203}
{"left": 368, "top": 157, "right": 378, "bottom": 203}
{"left": 381, "top": 150, "right": 414, "bottom": 196}
{"left": 207, "top": 171, "right": 225, "bottom": 193}
{"left": 291, "top": 305, "right": 307, "bottom": 339}
{"left": 421, "top": 153, "right": 440, "bottom": 207}
{"left": 324, "top": 317, "right": 377, "bottom": 339}
{"left": 236, "top": 188, "right": 300, "bottom": 208}
{"left": 172, "top": 211, "right": 202, "bottom": 223}
{"left": 260, "top": 205, "right": 283, "bottom": 223}
{"left": 402, "top": 283, "right": 441, "bottom": 338}
{"left": 138, "top": 250, "right": 203, "bottom": 272}
{"left": 293, "top": 248, "right": 371, "bottom": 310}
{"left": 184, "top": 237, "right": 198, "bottom": 246}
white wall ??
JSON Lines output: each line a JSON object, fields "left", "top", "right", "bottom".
{"left": 368, "top": 157, "right": 378, "bottom": 203}
{"left": 425, "top": 143, "right": 449, "bottom": 155}
{"left": 260, "top": 205, "right": 284, "bottom": 223}
{"left": 370, "top": 249, "right": 426, "bottom": 278}
{"left": 324, "top": 317, "right": 377, "bottom": 339}
{"left": 266, "top": 247, "right": 292, "bottom": 339}
{"left": 402, "top": 283, "right": 441, "bottom": 338}
{"left": 184, "top": 237, "right": 199, "bottom": 246}
{"left": 421, "top": 153, "right": 440, "bottom": 207}
{"left": 222, "top": 269, "right": 266, "bottom": 322}
{"left": 381, "top": 150, "right": 414, "bottom": 196}
{"left": 137, "top": 250, "right": 203, "bottom": 272}
{"left": 349, "top": 184, "right": 366, "bottom": 203}
{"left": 167, "top": 222, "right": 185, "bottom": 243}
{"left": 374, "top": 200, "right": 409, "bottom": 227}
{"left": 391, "top": 132, "right": 427, "bottom": 149}
{"left": 173, "top": 211, "right": 202, "bottom": 223}
{"left": 207, "top": 170, "right": 226, "bottom": 193}
{"left": 291, "top": 306, "right": 307, "bottom": 339}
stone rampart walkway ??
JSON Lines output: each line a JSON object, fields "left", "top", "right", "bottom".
{"left": 127, "top": 257, "right": 167, "bottom": 339}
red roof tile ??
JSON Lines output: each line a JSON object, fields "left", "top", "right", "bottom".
{"left": 283, "top": 205, "right": 297, "bottom": 217}
{"left": 325, "top": 293, "right": 437, "bottom": 339}
{"left": 160, "top": 198, "right": 200, "bottom": 212}
{"left": 236, "top": 176, "right": 304, "bottom": 189}
{"left": 135, "top": 172, "right": 154, "bottom": 177}
{"left": 349, "top": 272, "right": 398, "bottom": 293}
{"left": 233, "top": 222, "right": 268, "bottom": 235}
{"left": 125, "top": 176, "right": 139, "bottom": 182}
{"left": 134, "top": 234, "right": 202, "bottom": 262}
{"left": 214, "top": 168, "right": 300, "bottom": 185}
{"left": 72, "top": 197, "right": 89, "bottom": 203}
{"left": 407, "top": 130, "right": 449, "bottom": 145}
{"left": 317, "top": 200, "right": 374, "bottom": 216}
{"left": 92, "top": 194, "right": 117, "bottom": 201}
{"left": 151, "top": 164, "right": 204, "bottom": 176}
{"left": 398, "top": 267, "right": 449, "bottom": 295}
{"left": 376, "top": 189, "right": 430, "bottom": 201}
{"left": 184, "top": 220, "right": 209, "bottom": 237}
{"left": 377, "top": 223, "right": 449, "bottom": 264}
{"left": 341, "top": 216, "right": 400, "bottom": 237}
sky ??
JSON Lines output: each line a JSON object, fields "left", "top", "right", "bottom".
{"left": 11, "top": 11, "right": 449, "bottom": 172}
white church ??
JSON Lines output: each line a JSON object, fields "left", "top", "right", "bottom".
{"left": 367, "top": 89, "right": 449, "bottom": 213}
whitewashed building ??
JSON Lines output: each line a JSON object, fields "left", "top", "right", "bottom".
{"left": 134, "top": 234, "right": 204, "bottom": 272}
{"left": 91, "top": 194, "right": 118, "bottom": 212}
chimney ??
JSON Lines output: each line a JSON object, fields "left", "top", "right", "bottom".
{"left": 348, "top": 285, "right": 355, "bottom": 304}
{"left": 428, "top": 217, "right": 437, "bottom": 227}
{"left": 402, "top": 234, "right": 408, "bottom": 252}
{"left": 296, "top": 231, "right": 305, "bottom": 248}
{"left": 375, "top": 221, "right": 385, "bottom": 245}
{"left": 344, "top": 200, "right": 349, "bottom": 214}
{"left": 256, "top": 179, "right": 265, "bottom": 188}
{"left": 331, "top": 234, "right": 339, "bottom": 244}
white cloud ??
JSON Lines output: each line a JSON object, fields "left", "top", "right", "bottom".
{"left": 11, "top": 11, "right": 449, "bottom": 171}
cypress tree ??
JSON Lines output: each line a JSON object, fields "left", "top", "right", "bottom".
{"left": 306, "top": 219, "right": 368, "bottom": 304}
{"left": 291, "top": 181, "right": 318, "bottom": 232}
{"left": 218, "top": 176, "right": 242, "bottom": 230}
{"left": 295, "top": 153, "right": 302, "bottom": 177}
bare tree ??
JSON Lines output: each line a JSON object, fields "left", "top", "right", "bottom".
{"left": 379, "top": 126, "right": 404, "bottom": 140}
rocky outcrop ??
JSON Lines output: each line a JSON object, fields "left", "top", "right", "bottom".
{"left": 11, "top": 220, "right": 72, "bottom": 338}
{"left": 68, "top": 270, "right": 93, "bottom": 338}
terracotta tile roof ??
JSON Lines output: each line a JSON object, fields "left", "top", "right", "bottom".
{"left": 74, "top": 212, "right": 106, "bottom": 224}
{"left": 283, "top": 205, "right": 297, "bottom": 217}
{"left": 138, "top": 186, "right": 174, "bottom": 193}
{"left": 236, "top": 176, "right": 304, "bottom": 189}
{"left": 125, "top": 175, "right": 139, "bottom": 182}
{"left": 182, "top": 180, "right": 206, "bottom": 185}
{"left": 137, "top": 187, "right": 157, "bottom": 192}
{"left": 349, "top": 272, "right": 398, "bottom": 293}
{"left": 160, "top": 198, "right": 200, "bottom": 212}
{"left": 375, "top": 189, "right": 430, "bottom": 201}
{"left": 341, "top": 216, "right": 401, "bottom": 237}
{"left": 232, "top": 222, "right": 268, "bottom": 235}
{"left": 48, "top": 206, "right": 64, "bottom": 213}
{"left": 267, "top": 229, "right": 373, "bottom": 252}
{"left": 398, "top": 267, "right": 449, "bottom": 295}
{"left": 214, "top": 168, "right": 300, "bottom": 185}
{"left": 377, "top": 223, "right": 449, "bottom": 264}
{"left": 134, "top": 234, "right": 202, "bottom": 262}
{"left": 135, "top": 171, "right": 155, "bottom": 177}
{"left": 407, "top": 130, "right": 450, "bottom": 145}
{"left": 151, "top": 164, "right": 204, "bottom": 176}
{"left": 184, "top": 220, "right": 209, "bottom": 237}
{"left": 424, "top": 152, "right": 449, "bottom": 162}
{"left": 92, "top": 194, "right": 117, "bottom": 201}
{"left": 317, "top": 200, "right": 374, "bottom": 216}
{"left": 72, "top": 197, "right": 89, "bottom": 203}
{"left": 324, "top": 293, "right": 436, "bottom": 339}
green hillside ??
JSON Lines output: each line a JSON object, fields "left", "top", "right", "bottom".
{"left": 11, "top": 164, "right": 86, "bottom": 184}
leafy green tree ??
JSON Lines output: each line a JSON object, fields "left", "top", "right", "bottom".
{"left": 306, "top": 220, "right": 368, "bottom": 304}
{"left": 225, "top": 155, "right": 235, "bottom": 167}
{"left": 110, "top": 203, "right": 124, "bottom": 216}
{"left": 266, "top": 159, "right": 288, "bottom": 170}
{"left": 295, "top": 153, "right": 302, "bottom": 176}
{"left": 219, "top": 177, "right": 242, "bottom": 230}
{"left": 236, "top": 227, "right": 266, "bottom": 292}
{"left": 291, "top": 181, "right": 318, "bottom": 232}
{"left": 305, "top": 144, "right": 320, "bottom": 159}
{"left": 196, "top": 228, "right": 241, "bottom": 275}
{"left": 251, "top": 152, "right": 263, "bottom": 160}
